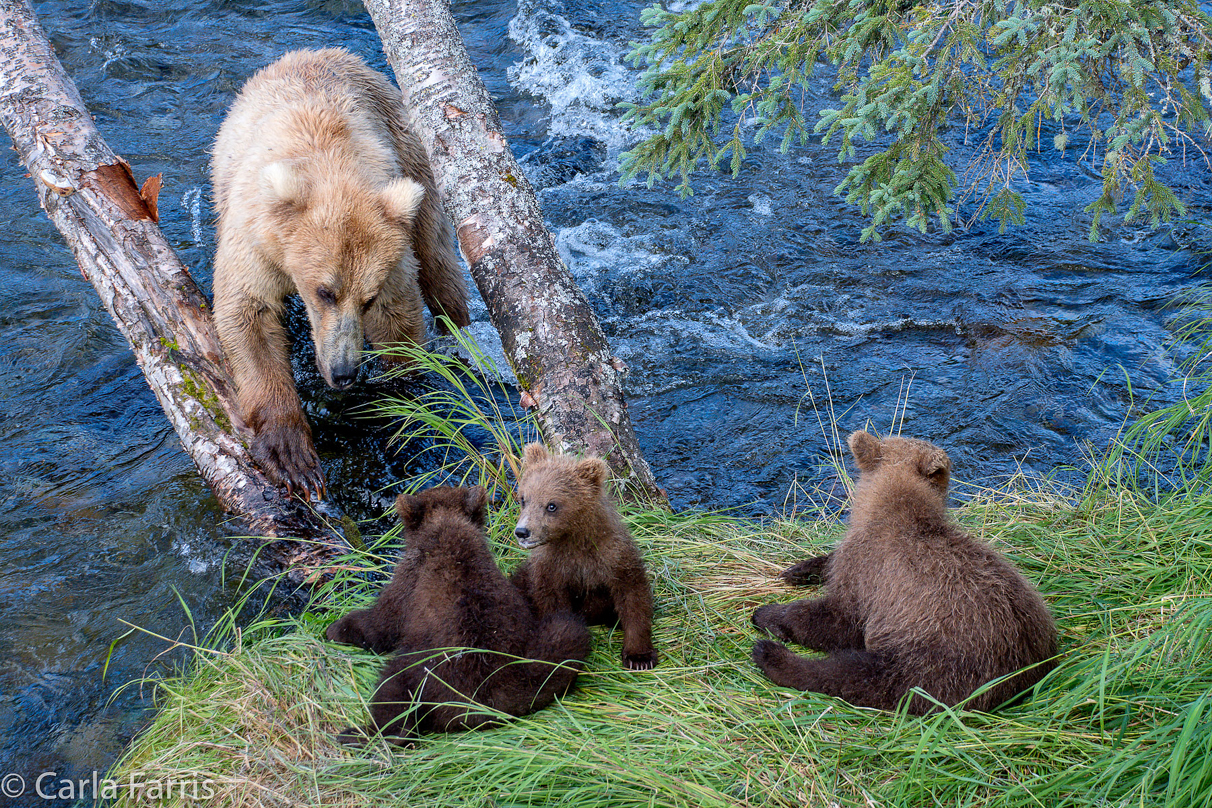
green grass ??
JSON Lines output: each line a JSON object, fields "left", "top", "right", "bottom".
{"left": 105, "top": 337, "right": 1212, "bottom": 807}
{"left": 106, "top": 480, "right": 1212, "bottom": 807}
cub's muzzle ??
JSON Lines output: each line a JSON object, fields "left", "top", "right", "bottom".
{"left": 514, "top": 525, "right": 543, "bottom": 550}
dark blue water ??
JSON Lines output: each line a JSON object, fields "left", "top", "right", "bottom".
{"left": 0, "top": 0, "right": 1208, "bottom": 798}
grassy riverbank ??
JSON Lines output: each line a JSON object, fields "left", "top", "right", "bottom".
{"left": 108, "top": 463, "right": 1212, "bottom": 807}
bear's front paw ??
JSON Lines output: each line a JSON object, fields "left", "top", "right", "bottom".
{"left": 780, "top": 555, "right": 829, "bottom": 587}
{"left": 622, "top": 648, "right": 659, "bottom": 671}
{"left": 252, "top": 421, "right": 326, "bottom": 500}
{"left": 335, "top": 726, "right": 369, "bottom": 747}
{"left": 336, "top": 724, "right": 415, "bottom": 749}
{"left": 752, "top": 604, "right": 794, "bottom": 642}
{"left": 752, "top": 639, "right": 802, "bottom": 688}
{"left": 325, "top": 615, "right": 362, "bottom": 647}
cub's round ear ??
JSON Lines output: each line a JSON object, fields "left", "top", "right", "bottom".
{"left": 522, "top": 443, "right": 549, "bottom": 468}
{"left": 394, "top": 493, "right": 426, "bottom": 530}
{"left": 381, "top": 177, "right": 424, "bottom": 224}
{"left": 261, "top": 161, "right": 309, "bottom": 207}
{"left": 847, "top": 430, "right": 882, "bottom": 471}
{"left": 920, "top": 447, "right": 951, "bottom": 492}
{"left": 463, "top": 486, "right": 489, "bottom": 525}
{"left": 575, "top": 457, "right": 609, "bottom": 490}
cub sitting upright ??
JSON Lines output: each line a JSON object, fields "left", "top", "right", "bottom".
{"left": 326, "top": 485, "right": 590, "bottom": 741}
{"left": 510, "top": 443, "right": 658, "bottom": 670}
{"left": 752, "top": 431, "right": 1057, "bottom": 714}
{"left": 211, "top": 48, "right": 469, "bottom": 497}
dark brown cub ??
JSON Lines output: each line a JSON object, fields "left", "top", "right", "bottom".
{"left": 327, "top": 485, "right": 589, "bottom": 742}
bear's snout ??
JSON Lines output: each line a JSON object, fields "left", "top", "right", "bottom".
{"left": 515, "top": 524, "right": 543, "bottom": 550}
{"left": 328, "top": 361, "right": 358, "bottom": 390}
{"left": 317, "top": 312, "right": 364, "bottom": 390}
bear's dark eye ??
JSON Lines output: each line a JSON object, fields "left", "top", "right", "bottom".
{"left": 316, "top": 286, "right": 337, "bottom": 305}
{"left": 517, "top": 495, "right": 525, "bottom": 507}
{"left": 546, "top": 502, "right": 557, "bottom": 513}
{"left": 361, "top": 295, "right": 378, "bottom": 313}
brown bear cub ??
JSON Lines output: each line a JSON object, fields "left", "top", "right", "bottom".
{"left": 326, "top": 485, "right": 590, "bottom": 742}
{"left": 752, "top": 431, "right": 1057, "bottom": 714}
{"left": 509, "top": 443, "right": 658, "bottom": 671}
{"left": 212, "top": 48, "right": 470, "bottom": 498}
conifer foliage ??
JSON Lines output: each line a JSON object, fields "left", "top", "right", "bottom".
{"left": 622, "top": 0, "right": 1212, "bottom": 241}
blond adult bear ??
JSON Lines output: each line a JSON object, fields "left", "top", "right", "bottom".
{"left": 212, "top": 48, "right": 468, "bottom": 497}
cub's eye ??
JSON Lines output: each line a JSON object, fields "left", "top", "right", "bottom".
{"left": 517, "top": 496, "right": 525, "bottom": 507}
{"left": 316, "top": 286, "right": 337, "bottom": 305}
{"left": 545, "top": 502, "right": 558, "bottom": 513}
{"left": 361, "top": 295, "right": 378, "bottom": 313}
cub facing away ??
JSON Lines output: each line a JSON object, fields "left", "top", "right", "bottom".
{"left": 752, "top": 431, "right": 1057, "bottom": 714}
{"left": 510, "top": 443, "right": 659, "bottom": 670}
{"left": 212, "top": 48, "right": 469, "bottom": 498}
{"left": 326, "top": 485, "right": 589, "bottom": 741}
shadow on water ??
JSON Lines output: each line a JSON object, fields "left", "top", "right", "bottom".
{"left": 0, "top": 0, "right": 1209, "bottom": 800}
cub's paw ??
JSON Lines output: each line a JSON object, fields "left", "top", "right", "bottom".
{"left": 780, "top": 555, "right": 829, "bottom": 586}
{"left": 335, "top": 726, "right": 369, "bottom": 747}
{"left": 751, "top": 604, "right": 794, "bottom": 643}
{"left": 622, "top": 649, "right": 659, "bottom": 671}
{"left": 752, "top": 639, "right": 802, "bottom": 688}
{"left": 336, "top": 725, "right": 415, "bottom": 749}
{"left": 251, "top": 421, "right": 325, "bottom": 500}
{"left": 325, "top": 614, "right": 363, "bottom": 647}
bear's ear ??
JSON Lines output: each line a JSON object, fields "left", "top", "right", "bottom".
{"left": 522, "top": 443, "right": 549, "bottom": 468}
{"left": 381, "top": 177, "right": 424, "bottom": 224}
{"left": 919, "top": 447, "right": 951, "bottom": 491}
{"left": 463, "top": 486, "right": 489, "bottom": 525}
{"left": 848, "top": 430, "right": 882, "bottom": 471}
{"left": 575, "top": 457, "right": 609, "bottom": 491}
{"left": 394, "top": 493, "right": 426, "bottom": 530}
{"left": 261, "top": 161, "right": 309, "bottom": 207}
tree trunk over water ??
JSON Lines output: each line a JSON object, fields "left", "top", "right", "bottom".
{"left": 364, "top": 0, "right": 666, "bottom": 505}
{"left": 0, "top": 0, "right": 346, "bottom": 572}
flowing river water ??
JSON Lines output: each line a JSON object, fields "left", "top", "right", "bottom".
{"left": 1, "top": 0, "right": 1209, "bottom": 799}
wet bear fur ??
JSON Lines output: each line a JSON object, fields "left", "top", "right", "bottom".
{"left": 752, "top": 431, "right": 1057, "bottom": 714}
{"left": 326, "top": 485, "right": 589, "bottom": 741}
{"left": 509, "top": 443, "right": 658, "bottom": 670}
{"left": 211, "top": 48, "right": 469, "bottom": 498}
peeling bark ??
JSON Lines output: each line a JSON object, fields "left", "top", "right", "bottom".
{"left": 0, "top": 0, "right": 347, "bottom": 573}
{"left": 364, "top": 0, "right": 666, "bottom": 505}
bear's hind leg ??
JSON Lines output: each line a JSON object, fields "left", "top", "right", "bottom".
{"left": 364, "top": 649, "right": 432, "bottom": 741}
{"left": 520, "top": 612, "right": 591, "bottom": 705}
{"left": 780, "top": 553, "right": 830, "bottom": 586}
{"left": 752, "top": 641, "right": 909, "bottom": 712}
{"left": 752, "top": 596, "right": 863, "bottom": 652}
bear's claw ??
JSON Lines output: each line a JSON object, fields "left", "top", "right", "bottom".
{"left": 252, "top": 422, "right": 326, "bottom": 500}
{"left": 623, "top": 649, "right": 659, "bottom": 671}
